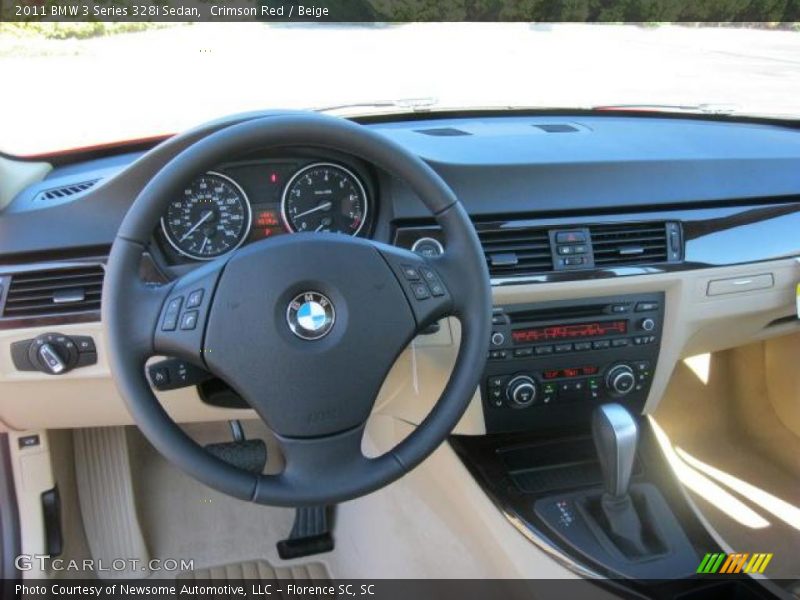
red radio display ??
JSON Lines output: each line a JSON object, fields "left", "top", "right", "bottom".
{"left": 543, "top": 366, "right": 599, "bottom": 380}
{"left": 511, "top": 320, "right": 627, "bottom": 344}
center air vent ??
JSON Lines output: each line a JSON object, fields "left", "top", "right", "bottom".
{"left": 589, "top": 222, "right": 676, "bottom": 266}
{"left": 2, "top": 265, "right": 105, "bottom": 319}
{"left": 478, "top": 227, "right": 553, "bottom": 276}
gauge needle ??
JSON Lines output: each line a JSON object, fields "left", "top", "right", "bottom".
{"left": 314, "top": 223, "right": 325, "bottom": 232}
{"left": 199, "top": 237, "right": 209, "bottom": 254}
{"left": 293, "top": 201, "right": 332, "bottom": 220}
{"left": 179, "top": 210, "right": 214, "bottom": 242}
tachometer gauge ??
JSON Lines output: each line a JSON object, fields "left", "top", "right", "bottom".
{"left": 281, "top": 163, "right": 368, "bottom": 236}
{"left": 161, "top": 171, "right": 252, "bottom": 261}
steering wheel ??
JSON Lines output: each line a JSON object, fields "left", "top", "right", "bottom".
{"left": 103, "top": 113, "right": 491, "bottom": 506}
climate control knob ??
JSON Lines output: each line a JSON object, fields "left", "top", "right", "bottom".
{"left": 605, "top": 364, "right": 636, "bottom": 396}
{"left": 506, "top": 375, "right": 538, "bottom": 408}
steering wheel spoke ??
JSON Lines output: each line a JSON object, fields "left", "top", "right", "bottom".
{"left": 152, "top": 259, "right": 226, "bottom": 367}
{"left": 253, "top": 426, "right": 403, "bottom": 506}
{"left": 375, "top": 243, "right": 455, "bottom": 333}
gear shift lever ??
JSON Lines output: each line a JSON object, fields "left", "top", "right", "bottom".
{"left": 590, "top": 403, "right": 650, "bottom": 557}
{"left": 592, "top": 403, "right": 638, "bottom": 499}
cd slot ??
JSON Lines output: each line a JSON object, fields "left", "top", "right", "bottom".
{"left": 508, "top": 303, "right": 611, "bottom": 323}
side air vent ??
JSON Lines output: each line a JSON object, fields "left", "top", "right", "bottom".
{"left": 34, "top": 179, "right": 100, "bottom": 202}
{"left": 588, "top": 222, "right": 672, "bottom": 266}
{"left": 415, "top": 127, "right": 472, "bottom": 137}
{"left": 532, "top": 123, "right": 579, "bottom": 133}
{"left": 2, "top": 265, "right": 105, "bottom": 318}
{"left": 478, "top": 227, "right": 553, "bottom": 276}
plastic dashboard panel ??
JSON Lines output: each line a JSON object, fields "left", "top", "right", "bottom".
{"left": 1, "top": 113, "right": 800, "bottom": 269}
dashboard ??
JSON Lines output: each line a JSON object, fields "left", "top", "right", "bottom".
{"left": 1, "top": 110, "right": 800, "bottom": 435}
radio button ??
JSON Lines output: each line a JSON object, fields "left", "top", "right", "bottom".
{"left": 534, "top": 345, "right": 554, "bottom": 356}
{"left": 492, "top": 314, "right": 508, "bottom": 325}
{"left": 611, "top": 338, "right": 630, "bottom": 348}
{"left": 635, "top": 302, "right": 659, "bottom": 312}
{"left": 554, "top": 343, "right": 573, "bottom": 353}
{"left": 489, "top": 350, "right": 507, "bottom": 360}
{"left": 610, "top": 304, "right": 629, "bottom": 313}
{"left": 513, "top": 347, "right": 533, "bottom": 358}
{"left": 592, "top": 340, "right": 611, "bottom": 350}
{"left": 574, "top": 342, "right": 592, "bottom": 351}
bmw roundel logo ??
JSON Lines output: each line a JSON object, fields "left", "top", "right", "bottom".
{"left": 286, "top": 291, "right": 335, "bottom": 340}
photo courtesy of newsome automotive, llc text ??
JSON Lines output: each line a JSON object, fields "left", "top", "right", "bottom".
{"left": 0, "top": 1, "right": 800, "bottom": 599}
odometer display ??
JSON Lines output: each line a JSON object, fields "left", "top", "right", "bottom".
{"left": 161, "top": 172, "right": 252, "bottom": 260}
{"left": 281, "top": 163, "right": 368, "bottom": 236}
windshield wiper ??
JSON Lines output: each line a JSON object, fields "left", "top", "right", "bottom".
{"left": 314, "top": 97, "right": 438, "bottom": 114}
{"left": 593, "top": 103, "right": 737, "bottom": 115}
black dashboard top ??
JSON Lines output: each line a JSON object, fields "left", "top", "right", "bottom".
{"left": 1, "top": 112, "right": 800, "bottom": 266}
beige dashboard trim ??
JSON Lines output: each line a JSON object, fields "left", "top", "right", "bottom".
{"left": 0, "top": 258, "right": 798, "bottom": 432}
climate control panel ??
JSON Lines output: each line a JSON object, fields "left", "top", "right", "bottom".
{"left": 482, "top": 293, "right": 663, "bottom": 433}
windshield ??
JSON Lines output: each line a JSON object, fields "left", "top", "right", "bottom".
{"left": 1, "top": 22, "right": 798, "bottom": 155}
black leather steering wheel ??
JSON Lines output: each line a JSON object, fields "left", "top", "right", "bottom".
{"left": 103, "top": 113, "right": 491, "bottom": 506}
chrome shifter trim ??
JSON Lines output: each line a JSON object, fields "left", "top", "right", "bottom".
{"left": 592, "top": 403, "right": 639, "bottom": 498}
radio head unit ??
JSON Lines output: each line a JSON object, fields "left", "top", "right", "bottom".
{"left": 483, "top": 293, "right": 664, "bottom": 433}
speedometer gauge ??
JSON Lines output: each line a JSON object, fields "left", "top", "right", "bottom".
{"left": 161, "top": 171, "right": 252, "bottom": 261}
{"left": 281, "top": 163, "right": 368, "bottom": 236}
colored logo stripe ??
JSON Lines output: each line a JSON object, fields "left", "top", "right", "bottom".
{"left": 698, "top": 553, "right": 773, "bottom": 574}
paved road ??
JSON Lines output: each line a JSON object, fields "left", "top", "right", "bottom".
{"left": 1, "top": 23, "right": 798, "bottom": 154}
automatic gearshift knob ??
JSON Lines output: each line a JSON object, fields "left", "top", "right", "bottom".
{"left": 592, "top": 403, "right": 638, "bottom": 499}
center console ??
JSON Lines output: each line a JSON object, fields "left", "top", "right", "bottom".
{"left": 482, "top": 293, "right": 664, "bottom": 433}
{"left": 459, "top": 293, "right": 780, "bottom": 597}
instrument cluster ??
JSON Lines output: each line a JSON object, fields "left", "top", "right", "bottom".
{"left": 158, "top": 157, "right": 372, "bottom": 262}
